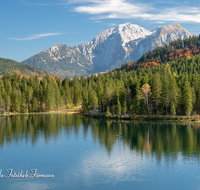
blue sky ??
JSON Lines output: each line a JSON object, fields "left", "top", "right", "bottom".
{"left": 1, "top": 0, "right": 200, "bottom": 62}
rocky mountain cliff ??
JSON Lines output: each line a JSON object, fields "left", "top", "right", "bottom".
{"left": 22, "top": 23, "right": 193, "bottom": 78}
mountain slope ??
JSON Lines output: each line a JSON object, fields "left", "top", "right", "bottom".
{"left": 117, "top": 35, "right": 200, "bottom": 72}
{"left": 21, "top": 23, "right": 193, "bottom": 78}
{"left": 0, "top": 57, "right": 58, "bottom": 79}
{"left": 22, "top": 44, "right": 93, "bottom": 78}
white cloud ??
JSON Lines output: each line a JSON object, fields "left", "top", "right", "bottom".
{"left": 9, "top": 33, "right": 63, "bottom": 41}
{"left": 74, "top": 0, "right": 149, "bottom": 15}
{"left": 70, "top": 0, "right": 200, "bottom": 23}
{"left": 19, "top": 0, "right": 200, "bottom": 24}
{"left": 64, "top": 147, "right": 151, "bottom": 188}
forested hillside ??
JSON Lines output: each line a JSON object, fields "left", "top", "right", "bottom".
{"left": 81, "top": 35, "right": 200, "bottom": 116}
{"left": 1, "top": 36, "right": 200, "bottom": 115}
{"left": 0, "top": 58, "right": 57, "bottom": 79}
{"left": 118, "top": 35, "right": 200, "bottom": 72}
{"left": 0, "top": 52, "right": 200, "bottom": 115}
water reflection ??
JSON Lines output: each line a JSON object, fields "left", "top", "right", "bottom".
{"left": 0, "top": 114, "right": 200, "bottom": 161}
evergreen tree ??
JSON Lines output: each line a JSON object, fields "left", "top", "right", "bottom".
{"left": 151, "top": 72, "right": 162, "bottom": 114}
{"left": 122, "top": 98, "right": 127, "bottom": 114}
{"left": 5, "top": 79, "right": 12, "bottom": 97}
{"left": 116, "top": 97, "right": 121, "bottom": 114}
{"left": 134, "top": 80, "right": 141, "bottom": 114}
{"left": 82, "top": 91, "right": 89, "bottom": 114}
{"left": 125, "top": 87, "right": 131, "bottom": 112}
{"left": 183, "top": 79, "right": 194, "bottom": 115}
{"left": 89, "top": 90, "right": 98, "bottom": 110}
{"left": 46, "top": 83, "right": 55, "bottom": 111}
{"left": 72, "top": 83, "right": 82, "bottom": 106}
{"left": 0, "top": 92, "right": 5, "bottom": 112}
{"left": 162, "top": 64, "right": 171, "bottom": 114}
{"left": 105, "top": 87, "right": 113, "bottom": 108}
{"left": 169, "top": 74, "right": 179, "bottom": 112}
{"left": 5, "top": 95, "right": 11, "bottom": 112}
{"left": 170, "top": 102, "right": 176, "bottom": 116}
{"left": 63, "top": 82, "right": 72, "bottom": 107}
{"left": 32, "top": 97, "right": 37, "bottom": 112}
{"left": 106, "top": 106, "right": 111, "bottom": 114}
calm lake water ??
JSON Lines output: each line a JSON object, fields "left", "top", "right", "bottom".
{"left": 1, "top": 114, "right": 200, "bottom": 190}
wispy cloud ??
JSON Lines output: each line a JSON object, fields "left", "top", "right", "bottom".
{"left": 73, "top": 0, "right": 150, "bottom": 16}
{"left": 19, "top": 0, "right": 200, "bottom": 24}
{"left": 9, "top": 33, "right": 63, "bottom": 41}
{"left": 70, "top": 0, "right": 200, "bottom": 23}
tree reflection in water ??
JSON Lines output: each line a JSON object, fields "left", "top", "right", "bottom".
{"left": 0, "top": 114, "right": 200, "bottom": 161}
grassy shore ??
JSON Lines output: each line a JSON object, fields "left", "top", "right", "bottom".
{"left": 2, "top": 108, "right": 199, "bottom": 123}
{"left": 83, "top": 113, "right": 200, "bottom": 122}
{"left": 0, "top": 106, "right": 81, "bottom": 116}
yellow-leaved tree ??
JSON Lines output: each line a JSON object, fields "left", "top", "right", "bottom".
{"left": 141, "top": 84, "right": 151, "bottom": 115}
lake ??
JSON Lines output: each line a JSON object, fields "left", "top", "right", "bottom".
{"left": 0, "top": 114, "right": 200, "bottom": 190}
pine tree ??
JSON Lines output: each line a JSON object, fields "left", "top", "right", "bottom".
{"left": 129, "top": 104, "right": 134, "bottom": 115}
{"left": 63, "top": 82, "right": 72, "bottom": 107}
{"left": 21, "top": 92, "right": 27, "bottom": 113}
{"left": 97, "top": 79, "right": 104, "bottom": 108}
{"left": 5, "top": 95, "right": 10, "bottom": 112}
{"left": 183, "top": 79, "right": 193, "bottom": 115}
{"left": 151, "top": 73, "right": 162, "bottom": 114}
{"left": 125, "top": 87, "right": 131, "bottom": 112}
{"left": 170, "top": 102, "right": 176, "bottom": 116}
{"left": 46, "top": 83, "right": 55, "bottom": 111}
{"left": 82, "top": 91, "right": 89, "bottom": 114}
{"left": 72, "top": 83, "right": 82, "bottom": 106}
{"left": 116, "top": 97, "right": 121, "bottom": 114}
{"left": 32, "top": 97, "right": 37, "bottom": 112}
{"left": 89, "top": 90, "right": 98, "bottom": 110}
{"left": 5, "top": 79, "right": 12, "bottom": 97}
{"left": 14, "top": 96, "right": 20, "bottom": 113}
{"left": 162, "top": 64, "right": 171, "bottom": 114}
{"left": 122, "top": 98, "right": 127, "bottom": 114}
{"left": 105, "top": 87, "right": 113, "bottom": 108}
{"left": 0, "top": 92, "right": 5, "bottom": 112}
{"left": 169, "top": 74, "right": 179, "bottom": 112}
{"left": 134, "top": 80, "right": 141, "bottom": 114}
{"left": 106, "top": 106, "right": 111, "bottom": 114}
{"left": 197, "top": 83, "right": 200, "bottom": 113}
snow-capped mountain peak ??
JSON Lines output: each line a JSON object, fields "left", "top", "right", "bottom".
{"left": 22, "top": 23, "right": 194, "bottom": 78}
{"left": 116, "top": 23, "right": 152, "bottom": 43}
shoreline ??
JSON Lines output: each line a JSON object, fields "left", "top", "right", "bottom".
{"left": 83, "top": 113, "right": 200, "bottom": 122}
{"left": 0, "top": 109, "right": 80, "bottom": 116}
{"left": 2, "top": 110, "right": 200, "bottom": 123}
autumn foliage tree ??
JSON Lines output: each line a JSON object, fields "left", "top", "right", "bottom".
{"left": 141, "top": 84, "right": 151, "bottom": 115}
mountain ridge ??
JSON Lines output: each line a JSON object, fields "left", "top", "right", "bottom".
{"left": 21, "top": 23, "right": 193, "bottom": 78}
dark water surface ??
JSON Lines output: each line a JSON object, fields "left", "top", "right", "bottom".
{"left": 0, "top": 114, "right": 200, "bottom": 190}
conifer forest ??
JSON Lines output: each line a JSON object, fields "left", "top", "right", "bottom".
{"left": 1, "top": 36, "right": 200, "bottom": 116}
